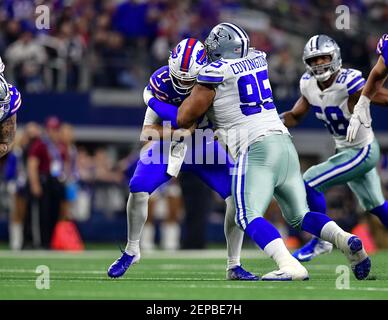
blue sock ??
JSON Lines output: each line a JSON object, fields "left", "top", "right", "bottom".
{"left": 245, "top": 217, "right": 281, "bottom": 250}
{"left": 301, "top": 211, "right": 332, "bottom": 238}
{"left": 370, "top": 201, "right": 388, "bottom": 228}
{"left": 304, "top": 181, "right": 327, "bottom": 214}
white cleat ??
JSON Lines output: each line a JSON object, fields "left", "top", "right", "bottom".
{"left": 262, "top": 264, "right": 309, "bottom": 281}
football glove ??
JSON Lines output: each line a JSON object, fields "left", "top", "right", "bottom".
{"left": 346, "top": 95, "right": 371, "bottom": 142}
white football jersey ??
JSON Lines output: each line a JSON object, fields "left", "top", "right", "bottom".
{"left": 300, "top": 68, "right": 374, "bottom": 149}
{"left": 197, "top": 49, "right": 288, "bottom": 158}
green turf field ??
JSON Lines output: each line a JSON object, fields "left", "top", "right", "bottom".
{"left": 0, "top": 249, "right": 388, "bottom": 300}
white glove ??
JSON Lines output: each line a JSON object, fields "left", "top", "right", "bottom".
{"left": 167, "top": 141, "right": 187, "bottom": 177}
{"left": 346, "top": 95, "right": 371, "bottom": 142}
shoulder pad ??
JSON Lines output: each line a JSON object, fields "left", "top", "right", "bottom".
{"left": 377, "top": 34, "right": 388, "bottom": 66}
{"left": 197, "top": 60, "right": 228, "bottom": 85}
{"left": 250, "top": 49, "right": 267, "bottom": 60}
{"left": 9, "top": 84, "right": 22, "bottom": 115}
{"left": 148, "top": 65, "right": 171, "bottom": 101}
{"left": 299, "top": 72, "right": 312, "bottom": 94}
{"left": 339, "top": 68, "right": 365, "bottom": 95}
{"left": 377, "top": 34, "right": 388, "bottom": 56}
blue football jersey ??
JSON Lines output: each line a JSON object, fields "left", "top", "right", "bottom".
{"left": 147, "top": 65, "right": 188, "bottom": 106}
{"left": 146, "top": 65, "right": 212, "bottom": 129}
{"left": 377, "top": 34, "right": 388, "bottom": 67}
{"left": 0, "top": 84, "right": 21, "bottom": 123}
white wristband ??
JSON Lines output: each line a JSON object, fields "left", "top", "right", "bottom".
{"left": 358, "top": 95, "right": 371, "bottom": 106}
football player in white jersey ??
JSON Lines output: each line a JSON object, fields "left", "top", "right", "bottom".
{"left": 173, "top": 23, "right": 371, "bottom": 280}
{"left": 280, "top": 35, "right": 388, "bottom": 262}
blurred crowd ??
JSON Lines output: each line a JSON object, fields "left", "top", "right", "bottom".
{"left": 0, "top": 117, "right": 129, "bottom": 249}
{"left": 0, "top": 0, "right": 386, "bottom": 97}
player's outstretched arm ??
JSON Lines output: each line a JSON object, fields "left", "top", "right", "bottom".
{"left": 143, "top": 87, "right": 180, "bottom": 128}
{"left": 361, "top": 56, "right": 388, "bottom": 101}
{"left": 347, "top": 57, "right": 388, "bottom": 142}
{"left": 0, "top": 114, "right": 16, "bottom": 158}
{"left": 279, "top": 95, "right": 310, "bottom": 128}
{"left": 177, "top": 84, "right": 215, "bottom": 129}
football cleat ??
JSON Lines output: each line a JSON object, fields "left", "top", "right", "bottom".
{"left": 262, "top": 264, "right": 309, "bottom": 281}
{"left": 343, "top": 236, "right": 371, "bottom": 280}
{"left": 226, "top": 265, "right": 259, "bottom": 281}
{"left": 107, "top": 251, "right": 140, "bottom": 278}
{"left": 293, "top": 237, "right": 333, "bottom": 262}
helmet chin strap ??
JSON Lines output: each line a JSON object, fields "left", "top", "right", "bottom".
{"left": 314, "top": 71, "right": 332, "bottom": 82}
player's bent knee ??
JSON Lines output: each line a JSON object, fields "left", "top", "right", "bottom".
{"left": 129, "top": 178, "right": 152, "bottom": 194}
{"left": 285, "top": 214, "right": 306, "bottom": 230}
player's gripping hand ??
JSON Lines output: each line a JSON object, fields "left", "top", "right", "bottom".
{"left": 346, "top": 95, "right": 372, "bottom": 142}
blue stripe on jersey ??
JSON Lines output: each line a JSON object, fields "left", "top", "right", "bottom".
{"left": 197, "top": 75, "right": 224, "bottom": 83}
{"left": 348, "top": 79, "right": 365, "bottom": 95}
{"left": 346, "top": 75, "right": 363, "bottom": 88}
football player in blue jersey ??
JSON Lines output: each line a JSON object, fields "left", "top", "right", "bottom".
{"left": 107, "top": 38, "right": 258, "bottom": 281}
{"left": 0, "top": 61, "right": 22, "bottom": 159}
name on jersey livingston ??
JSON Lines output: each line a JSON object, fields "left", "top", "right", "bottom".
{"left": 230, "top": 55, "right": 267, "bottom": 75}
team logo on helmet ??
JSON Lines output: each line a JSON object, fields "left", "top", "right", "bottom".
{"left": 196, "top": 48, "right": 207, "bottom": 65}
{"left": 171, "top": 44, "right": 181, "bottom": 59}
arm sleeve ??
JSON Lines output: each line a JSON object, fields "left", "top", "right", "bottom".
{"left": 148, "top": 97, "right": 179, "bottom": 129}
{"left": 143, "top": 107, "right": 161, "bottom": 126}
{"left": 346, "top": 70, "right": 365, "bottom": 96}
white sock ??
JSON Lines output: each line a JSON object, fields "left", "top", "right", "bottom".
{"left": 227, "top": 257, "right": 241, "bottom": 270}
{"left": 264, "top": 238, "right": 299, "bottom": 269}
{"left": 224, "top": 196, "right": 243, "bottom": 270}
{"left": 320, "top": 221, "right": 351, "bottom": 251}
{"left": 9, "top": 222, "right": 23, "bottom": 251}
{"left": 140, "top": 223, "right": 155, "bottom": 251}
{"left": 161, "top": 222, "right": 180, "bottom": 250}
{"left": 126, "top": 192, "right": 149, "bottom": 238}
{"left": 125, "top": 192, "right": 149, "bottom": 255}
{"left": 125, "top": 240, "right": 140, "bottom": 256}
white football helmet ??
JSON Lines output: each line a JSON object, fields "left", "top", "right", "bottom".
{"left": 168, "top": 38, "right": 208, "bottom": 95}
